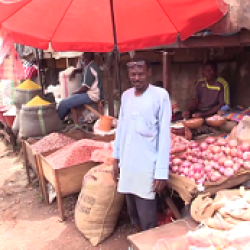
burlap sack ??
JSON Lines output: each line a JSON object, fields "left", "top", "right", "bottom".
{"left": 75, "top": 164, "right": 124, "bottom": 246}
{"left": 227, "top": 116, "right": 250, "bottom": 144}
{"left": 59, "top": 67, "right": 81, "bottom": 99}
{"left": 19, "top": 103, "right": 63, "bottom": 138}
{"left": 193, "top": 189, "right": 250, "bottom": 230}
{"left": 14, "top": 88, "right": 42, "bottom": 109}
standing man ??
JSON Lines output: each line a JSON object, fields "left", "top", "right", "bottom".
{"left": 113, "top": 59, "right": 172, "bottom": 231}
{"left": 57, "top": 52, "right": 103, "bottom": 120}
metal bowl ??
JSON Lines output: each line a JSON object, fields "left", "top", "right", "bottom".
{"left": 206, "top": 116, "right": 226, "bottom": 127}
{"left": 183, "top": 118, "right": 204, "bottom": 129}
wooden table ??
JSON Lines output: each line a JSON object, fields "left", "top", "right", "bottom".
{"left": 128, "top": 217, "right": 197, "bottom": 250}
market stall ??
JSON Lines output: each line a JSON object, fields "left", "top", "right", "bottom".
{"left": 168, "top": 116, "right": 250, "bottom": 205}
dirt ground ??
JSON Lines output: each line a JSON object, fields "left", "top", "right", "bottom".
{"left": 0, "top": 141, "right": 134, "bottom": 250}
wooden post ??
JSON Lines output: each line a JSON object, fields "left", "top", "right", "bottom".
{"left": 108, "top": 59, "right": 115, "bottom": 116}
{"left": 162, "top": 52, "right": 173, "bottom": 94}
{"left": 163, "top": 52, "right": 167, "bottom": 90}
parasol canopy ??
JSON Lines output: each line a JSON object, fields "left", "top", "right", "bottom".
{"left": 0, "top": 0, "right": 227, "bottom": 52}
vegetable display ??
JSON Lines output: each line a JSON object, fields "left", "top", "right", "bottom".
{"left": 170, "top": 133, "right": 190, "bottom": 154}
{"left": 170, "top": 137, "right": 250, "bottom": 185}
{"left": 46, "top": 139, "right": 109, "bottom": 169}
{"left": 31, "top": 133, "right": 76, "bottom": 154}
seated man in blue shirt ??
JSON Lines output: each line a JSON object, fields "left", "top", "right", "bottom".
{"left": 57, "top": 52, "right": 103, "bottom": 120}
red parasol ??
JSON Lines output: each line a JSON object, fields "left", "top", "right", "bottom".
{"left": 0, "top": 0, "right": 227, "bottom": 52}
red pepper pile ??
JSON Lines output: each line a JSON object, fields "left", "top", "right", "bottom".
{"left": 46, "top": 139, "right": 109, "bottom": 169}
{"left": 31, "top": 133, "right": 76, "bottom": 154}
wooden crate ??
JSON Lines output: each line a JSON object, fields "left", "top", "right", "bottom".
{"left": 37, "top": 151, "right": 99, "bottom": 220}
{"left": 22, "top": 139, "right": 40, "bottom": 184}
{"left": 128, "top": 218, "right": 197, "bottom": 250}
{"left": 21, "top": 129, "right": 111, "bottom": 183}
{"left": 168, "top": 170, "right": 250, "bottom": 204}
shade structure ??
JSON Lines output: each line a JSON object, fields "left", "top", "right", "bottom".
{"left": 0, "top": 0, "right": 227, "bottom": 52}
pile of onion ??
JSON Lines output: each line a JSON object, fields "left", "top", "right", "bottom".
{"left": 169, "top": 137, "right": 250, "bottom": 185}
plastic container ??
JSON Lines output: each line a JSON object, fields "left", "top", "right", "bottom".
{"left": 3, "top": 106, "right": 16, "bottom": 127}
{"left": 0, "top": 106, "right": 9, "bottom": 123}
{"left": 99, "top": 116, "right": 113, "bottom": 132}
{"left": 183, "top": 118, "right": 204, "bottom": 129}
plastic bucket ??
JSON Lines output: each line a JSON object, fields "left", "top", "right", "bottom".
{"left": 0, "top": 106, "right": 9, "bottom": 123}
{"left": 99, "top": 116, "right": 113, "bottom": 132}
{"left": 3, "top": 115, "right": 15, "bottom": 127}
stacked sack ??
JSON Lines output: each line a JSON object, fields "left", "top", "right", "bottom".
{"left": 19, "top": 95, "right": 63, "bottom": 138}
{"left": 12, "top": 79, "right": 42, "bottom": 132}
{"left": 59, "top": 67, "right": 81, "bottom": 99}
{"left": 75, "top": 164, "right": 124, "bottom": 246}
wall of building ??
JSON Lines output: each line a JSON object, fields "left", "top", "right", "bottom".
{"left": 116, "top": 47, "right": 250, "bottom": 111}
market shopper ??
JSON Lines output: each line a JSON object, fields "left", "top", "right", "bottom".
{"left": 57, "top": 52, "right": 103, "bottom": 120}
{"left": 183, "top": 61, "right": 230, "bottom": 119}
{"left": 112, "top": 59, "right": 172, "bottom": 231}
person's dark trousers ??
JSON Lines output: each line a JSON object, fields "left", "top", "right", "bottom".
{"left": 125, "top": 194, "right": 157, "bottom": 231}
{"left": 57, "top": 93, "right": 93, "bottom": 120}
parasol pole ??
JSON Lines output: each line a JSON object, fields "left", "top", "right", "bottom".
{"left": 110, "top": 0, "right": 121, "bottom": 98}
{"left": 35, "top": 48, "right": 43, "bottom": 93}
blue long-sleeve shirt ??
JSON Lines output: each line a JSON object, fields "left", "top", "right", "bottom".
{"left": 113, "top": 85, "right": 172, "bottom": 199}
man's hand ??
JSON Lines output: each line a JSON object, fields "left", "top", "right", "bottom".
{"left": 182, "top": 111, "right": 190, "bottom": 119}
{"left": 112, "top": 159, "right": 120, "bottom": 182}
{"left": 153, "top": 180, "right": 167, "bottom": 193}
{"left": 192, "top": 112, "right": 202, "bottom": 118}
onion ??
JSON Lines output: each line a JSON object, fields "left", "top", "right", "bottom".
{"left": 180, "top": 174, "right": 186, "bottom": 177}
{"left": 204, "top": 164, "right": 212, "bottom": 173}
{"left": 219, "top": 167, "right": 225, "bottom": 174}
{"left": 200, "top": 142, "right": 208, "bottom": 151}
{"left": 181, "top": 153, "right": 187, "bottom": 160}
{"left": 194, "top": 172, "right": 201, "bottom": 180}
{"left": 182, "top": 161, "right": 191, "bottom": 168}
{"left": 211, "top": 146, "right": 221, "bottom": 154}
{"left": 241, "top": 142, "right": 250, "bottom": 152}
{"left": 224, "top": 159, "right": 234, "bottom": 168}
{"left": 190, "top": 142, "right": 199, "bottom": 149}
{"left": 188, "top": 170, "right": 195, "bottom": 178}
{"left": 205, "top": 137, "right": 216, "bottom": 144}
{"left": 230, "top": 148, "right": 237, "bottom": 157}
{"left": 191, "top": 157, "right": 198, "bottom": 163}
{"left": 244, "top": 162, "right": 250, "bottom": 170}
{"left": 196, "top": 151, "right": 202, "bottom": 159}
{"left": 207, "top": 153, "right": 213, "bottom": 161}
{"left": 193, "top": 164, "right": 203, "bottom": 172}
{"left": 171, "top": 166, "right": 179, "bottom": 173}
{"left": 218, "top": 157, "right": 226, "bottom": 166}
{"left": 224, "top": 146, "right": 231, "bottom": 156}
{"left": 210, "top": 171, "right": 221, "bottom": 182}
{"left": 243, "top": 152, "right": 250, "bottom": 161}
{"left": 187, "top": 155, "right": 193, "bottom": 162}
{"left": 237, "top": 149, "right": 243, "bottom": 158}
{"left": 236, "top": 159, "right": 244, "bottom": 167}
{"left": 213, "top": 154, "right": 219, "bottom": 162}
{"left": 197, "top": 159, "right": 203, "bottom": 164}
{"left": 224, "top": 168, "right": 234, "bottom": 177}
{"left": 233, "top": 163, "right": 241, "bottom": 172}
{"left": 213, "top": 163, "right": 220, "bottom": 170}
{"left": 172, "top": 158, "right": 182, "bottom": 166}
{"left": 183, "top": 167, "right": 189, "bottom": 176}
{"left": 217, "top": 138, "right": 227, "bottom": 146}
{"left": 229, "top": 139, "right": 238, "bottom": 148}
